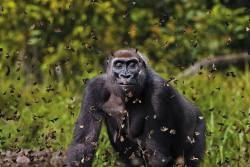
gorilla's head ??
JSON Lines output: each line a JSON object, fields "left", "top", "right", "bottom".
{"left": 106, "top": 49, "right": 148, "bottom": 99}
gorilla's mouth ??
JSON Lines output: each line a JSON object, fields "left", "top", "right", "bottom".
{"left": 118, "top": 83, "right": 135, "bottom": 86}
{"left": 116, "top": 79, "right": 137, "bottom": 86}
{"left": 117, "top": 81, "right": 136, "bottom": 86}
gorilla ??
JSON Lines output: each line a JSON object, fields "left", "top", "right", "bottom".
{"left": 66, "top": 49, "right": 205, "bottom": 167}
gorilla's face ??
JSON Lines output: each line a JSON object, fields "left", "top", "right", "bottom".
{"left": 106, "top": 50, "right": 147, "bottom": 98}
{"left": 112, "top": 57, "right": 140, "bottom": 87}
{"left": 107, "top": 58, "right": 146, "bottom": 98}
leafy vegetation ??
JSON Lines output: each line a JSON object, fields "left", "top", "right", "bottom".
{"left": 0, "top": 0, "right": 249, "bottom": 166}
{"left": 0, "top": 69, "right": 249, "bottom": 166}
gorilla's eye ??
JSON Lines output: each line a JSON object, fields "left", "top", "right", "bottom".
{"left": 114, "top": 62, "right": 123, "bottom": 69}
{"left": 128, "top": 62, "right": 138, "bottom": 69}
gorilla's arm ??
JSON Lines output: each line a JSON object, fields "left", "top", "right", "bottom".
{"left": 67, "top": 77, "right": 106, "bottom": 167}
{"left": 151, "top": 77, "right": 205, "bottom": 165}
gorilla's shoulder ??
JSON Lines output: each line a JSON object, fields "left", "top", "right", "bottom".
{"left": 149, "top": 73, "right": 181, "bottom": 99}
{"left": 149, "top": 72, "right": 171, "bottom": 90}
{"left": 85, "top": 75, "right": 107, "bottom": 92}
{"left": 84, "top": 75, "right": 110, "bottom": 102}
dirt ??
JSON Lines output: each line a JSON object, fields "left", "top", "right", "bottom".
{"left": 0, "top": 149, "right": 66, "bottom": 167}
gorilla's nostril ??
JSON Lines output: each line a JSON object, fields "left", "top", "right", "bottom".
{"left": 121, "top": 74, "right": 132, "bottom": 79}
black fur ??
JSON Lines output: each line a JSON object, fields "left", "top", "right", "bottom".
{"left": 67, "top": 50, "right": 205, "bottom": 167}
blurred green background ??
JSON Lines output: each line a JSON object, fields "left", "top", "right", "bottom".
{"left": 0, "top": 0, "right": 249, "bottom": 166}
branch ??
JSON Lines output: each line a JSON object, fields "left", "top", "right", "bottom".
{"left": 177, "top": 52, "right": 250, "bottom": 78}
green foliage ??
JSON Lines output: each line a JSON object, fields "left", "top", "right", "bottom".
{"left": 0, "top": 0, "right": 249, "bottom": 81}
{"left": 0, "top": 0, "right": 249, "bottom": 166}
{"left": 1, "top": 69, "right": 249, "bottom": 166}
{"left": 0, "top": 79, "right": 79, "bottom": 149}
{"left": 176, "top": 69, "right": 250, "bottom": 166}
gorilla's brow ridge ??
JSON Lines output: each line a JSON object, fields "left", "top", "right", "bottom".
{"left": 113, "top": 49, "right": 137, "bottom": 58}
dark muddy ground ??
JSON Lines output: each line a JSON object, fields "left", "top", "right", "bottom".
{"left": 0, "top": 149, "right": 66, "bottom": 167}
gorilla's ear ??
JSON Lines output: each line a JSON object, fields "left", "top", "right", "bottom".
{"left": 104, "top": 51, "right": 114, "bottom": 70}
{"left": 140, "top": 59, "right": 147, "bottom": 68}
{"left": 135, "top": 48, "right": 138, "bottom": 53}
{"left": 111, "top": 51, "right": 114, "bottom": 57}
{"left": 104, "top": 56, "right": 112, "bottom": 70}
{"left": 138, "top": 55, "right": 147, "bottom": 68}
{"left": 133, "top": 49, "right": 147, "bottom": 68}
{"left": 104, "top": 58, "right": 109, "bottom": 70}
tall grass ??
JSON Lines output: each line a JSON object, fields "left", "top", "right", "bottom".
{"left": 0, "top": 69, "right": 249, "bottom": 166}
{"left": 176, "top": 70, "right": 250, "bottom": 166}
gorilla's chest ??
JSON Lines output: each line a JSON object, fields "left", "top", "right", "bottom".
{"left": 101, "top": 94, "right": 146, "bottom": 142}
{"left": 102, "top": 94, "right": 126, "bottom": 123}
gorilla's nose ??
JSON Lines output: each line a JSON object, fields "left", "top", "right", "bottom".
{"left": 120, "top": 73, "right": 132, "bottom": 79}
